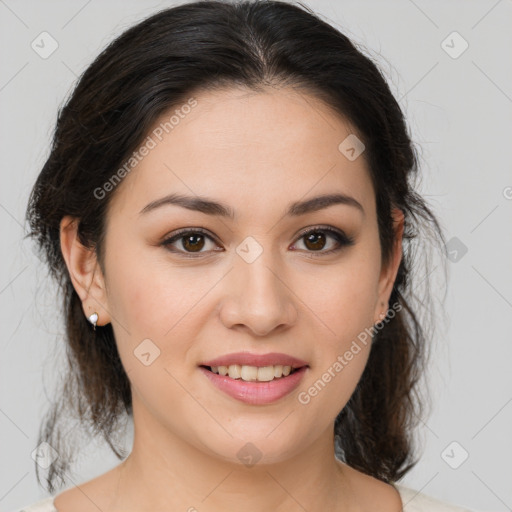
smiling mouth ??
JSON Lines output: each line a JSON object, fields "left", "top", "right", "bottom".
{"left": 200, "top": 364, "right": 305, "bottom": 382}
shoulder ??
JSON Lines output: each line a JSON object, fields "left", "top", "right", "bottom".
{"left": 13, "top": 496, "right": 57, "bottom": 512}
{"left": 51, "top": 465, "right": 123, "bottom": 512}
{"left": 394, "top": 484, "right": 478, "bottom": 512}
{"left": 338, "top": 462, "right": 403, "bottom": 510}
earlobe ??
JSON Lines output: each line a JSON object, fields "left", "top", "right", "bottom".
{"left": 59, "top": 216, "right": 110, "bottom": 326}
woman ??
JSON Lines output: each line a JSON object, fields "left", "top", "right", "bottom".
{"left": 19, "top": 1, "right": 475, "bottom": 510}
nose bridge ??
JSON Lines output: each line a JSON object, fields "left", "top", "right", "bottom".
{"left": 222, "top": 236, "right": 296, "bottom": 334}
{"left": 237, "top": 243, "right": 282, "bottom": 296}
{"left": 236, "top": 238, "right": 284, "bottom": 305}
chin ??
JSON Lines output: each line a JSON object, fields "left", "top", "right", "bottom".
{"left": 195, "top": 430, "right": 306, "bottom": 468}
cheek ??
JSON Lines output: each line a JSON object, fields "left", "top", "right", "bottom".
{"left": 105, "top": 252, "right": 212, "bottom": 375}
{"left": 302, "top": 254, "right": 381, "bottom": 347}
{"left": 298, "top": 273, "right": 376, "bottom": 418}
{"left": 104, "top": 240, "right": 186, "bottom": 332}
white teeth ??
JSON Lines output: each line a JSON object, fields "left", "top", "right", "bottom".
{"left": 208, "top": 364, "right": 296, "bottom": 381}
{"left": 241, "top": 365, "right": 258, "bottom": 381}
{"left": 256, "top": 366, "right": 275, "bottom": 382}
{"left": 228, "top": 364, "right": 241, "bottom": 379}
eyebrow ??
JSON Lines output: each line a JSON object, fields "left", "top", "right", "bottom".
{"left": 139, "top": 192, "right": 364, "bottom": 218}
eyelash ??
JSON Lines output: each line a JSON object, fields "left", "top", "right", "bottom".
{"left": 161, "top": 225, "right": 355, "bottom": 259}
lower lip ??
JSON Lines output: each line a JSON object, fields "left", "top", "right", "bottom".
{"left": 198, "top": 366, "right": 308, "bottom": 405}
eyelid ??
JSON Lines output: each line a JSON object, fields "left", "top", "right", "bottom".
{"left": 294, "top": 224, "right": 349, "bottom": 241}
{"left": 163, "top": 227, "right": 218, "bottom": 244}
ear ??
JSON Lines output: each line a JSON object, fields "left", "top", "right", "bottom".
{"left": 373, "top": 207, "right": 404, "bottom": 324}
{"left": 59, "top": 215, "right": 111, "bottom": 327}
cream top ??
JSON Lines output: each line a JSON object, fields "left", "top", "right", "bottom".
{"left": 16, "top": 484, "right": 477, "bottom": 511}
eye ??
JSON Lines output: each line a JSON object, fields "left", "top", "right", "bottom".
{"left": 161, "top": 228, "right": 221, "bottom": 258}
{"left": 161, "top": 225, "right": 354, "bottom": 258}
{"left": 291, "top": 226, "right": 354, "bottom": 257}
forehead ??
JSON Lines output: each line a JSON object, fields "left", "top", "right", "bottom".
{"left": 106, "top": 85, "right": 375, "bottom": 222}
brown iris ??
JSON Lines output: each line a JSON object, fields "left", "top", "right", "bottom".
{"left": 303, "top": 231, "right": 327, "bottom": 251}
{"left": 182, "top": 233, "right": 206, "bottom": 252}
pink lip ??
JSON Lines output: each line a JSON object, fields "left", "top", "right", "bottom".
{"left": 200, "top": 352, "right": 309, "bottom": 369}
{"left": 198, "top": 366, "right": 308, "bottom": 405}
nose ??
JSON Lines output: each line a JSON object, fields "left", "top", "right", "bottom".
{"left": 218, "top": 248, "right": 298, "bottom": 337}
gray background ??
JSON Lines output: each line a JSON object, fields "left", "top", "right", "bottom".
{"left": 1, "top": 0, "right": 511, "bottom": 510}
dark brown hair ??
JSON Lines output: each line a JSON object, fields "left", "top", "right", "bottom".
{"left": 25, "top": 0, "right": 447, "bottom": 493}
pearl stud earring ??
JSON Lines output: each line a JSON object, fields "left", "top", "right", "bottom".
{"left": 87, "top": 312, "right": 99, "bottom": 330}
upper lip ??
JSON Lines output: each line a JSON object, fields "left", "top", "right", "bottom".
{"left": 200, "top": 352, "right": 309, "bottom": 369}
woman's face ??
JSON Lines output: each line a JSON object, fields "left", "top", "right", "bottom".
{"left": 68, "top": 85, "right": 402, "bottom": 465}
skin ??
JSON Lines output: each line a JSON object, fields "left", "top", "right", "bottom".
{"left": 57, "top": 85, "right": 404, "bottom": 512}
